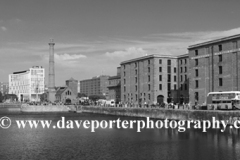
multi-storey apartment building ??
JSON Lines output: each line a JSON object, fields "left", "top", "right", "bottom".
{"left": 80, "top": 75, "right": 109, "bottom": 97}
{"left": 9, "top": 66, "right": 45, "bottom": 102}
{"left": 120, "top": 54, "right": 178, "bottom": 106}
{"left": 0, "top": 82, "right": 9, "bottom": 95}
{"left": 177, "top": 54, "right": 189, "bottom": 104}
{"left": 188, "top": 34, "right": 240, "bottom": 105}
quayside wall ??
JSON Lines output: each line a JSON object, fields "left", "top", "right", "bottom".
{"left": 81, "top": 106, "right": 240, "bottom": 123}
{"left": 21, "top": 105, "right": 69, "bottom": 112}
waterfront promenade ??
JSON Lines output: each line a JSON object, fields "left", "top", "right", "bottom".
{"left": 80, "top": 106, "right": 240, "bottom": 124}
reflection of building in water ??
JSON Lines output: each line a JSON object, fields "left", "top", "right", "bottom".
{"left": 8, "top": 66, "right": 45, "bottom": 101}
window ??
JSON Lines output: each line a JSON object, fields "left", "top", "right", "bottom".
{"left": 136, "top": 94, "right": 138, "bottom": 101}
{"left": 135, "top": 62, "right": 137, "bottom": 68}
{"left": 195, "top": 92, "right": 199, "bottom": 101}
{"left": 218, "top": 44, "right": 222, "bottom": 51}
{"left": 124, "top": 86, "right": 126, "bottom": 92}
{"left": 159, "top": 59, "right": 162, "bottom": 64}
{"left": 148, "top": 67, "right": 150, "bottom": 73}
{"left": 135, "top": 77, "right": 137, "bottom": 83}
{"left": 135, "top": 69, "right": 137, "bottom": 75}
{"left": 148, "top": 94, "right": 151, "bottom": 100}
{"left": 167, "top": 60, "right": 171, "bottom": 65}
{"left": 159, "top": 75, "right": 162, "bottom": 81}
{"left": 219, "top": 66, "right": 222, "bottom": 74}
{"left": 195, "top": 59, "right": 198, "bottom": 66}
{"left": 124, "top": 79, "right": 126, "bottom": 84}
{"left": 174, "top": 67, "right": 176, "bottom": 73}
{"left": 168, "top": 83, "right": 171, "bottom": 91}
{"left": 185, "top": 67, "right": 187, "bottom": 72}
{"left": 195, "top": 50, "right": 198, "bottom": 56}
{"left": 159, "top": 84, "right": 162, "bottom": 90}
{"left": 124, "top": 72, "right": 126, "bottom": 77}
{"left": 180, "top": 60, "right": 182, "bottom": 64}
{"left": 148, "top": 75, "right": 150, "bottom": 82}
{"left": 180, "top": 67, "right": 183, "bottom": 73}
{"left": 159, "top": 67, "right": 162, "bottom": 72}
{"left": 195, "top": 80, "right": 199, "bottom": 88}
{"left": 219, "top": 55, "right": 222, "bottom": 62}
{"left": 148, "top": 84, "right": 151, "bottom": 91}
{"left": 195, "top": 69, "right": 198, "bottom": 77}
{"left": 219, "top": 78, "right": 223, "bottom": 86}
{"left": 181, "top": 75, "right": 183, "bottom": 82}
{"left": 174, "top": 84, "right": 176, "bottom": 90}
{"left": 185, "top": 84, "right": 187, "bottom": 90}
{"left": 185, "top": 75, "right": 187, "bottom": 81}
{"left": 180, "top": 84, "right": 183, "bottom": 90}
{"left": 167, "top": 66, "right": 171, "bottom": 73}
{"left": 135, "top": 85, "right": 137, "bottom": 92}
{"left": 185, "top": 59, "right": 187, "bottom": 64}
{"left": 168, "top": 75, "right": 171, "bottom": 82}
{"left": 124, "top": 65, "right": 126, "bottom": 69}
{"left": 148, "top": 60, "right": 150, "bottom": 64}
{"left": 174, "top": 76, "right": 176, "bottom": 82}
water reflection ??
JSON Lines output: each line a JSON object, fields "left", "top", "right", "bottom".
{"left": 0, "top": 112, "right": 240, "bottom": 160}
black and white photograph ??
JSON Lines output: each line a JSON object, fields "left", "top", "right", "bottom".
{"left": 1, "top": 0, "right": 240, "bottom": 159}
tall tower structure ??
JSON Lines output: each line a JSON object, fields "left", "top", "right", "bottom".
{"left": 48, "top": 39, "right": 56, "bottom": 102}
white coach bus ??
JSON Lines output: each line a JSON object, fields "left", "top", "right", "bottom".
{"left": 206, "top": 91, "right": 240, "bottom": 110}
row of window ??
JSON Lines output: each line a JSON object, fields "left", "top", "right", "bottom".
{"left": 194, "top": 66, "right": 223, "bottom": 77}
{"left": 195, "top": 44, "right": 224, "bottom": 56}
{"left": 124, "top": 59, "right": 173, "bottom": 70}
{"left": 195, "top": 78, "right": 223, "bottom": 88}
{"left": 123, "top": 93, "right": 151, "bottom": 102}
{"left": 194, "top": 55, "right": 223, "bottom": 66}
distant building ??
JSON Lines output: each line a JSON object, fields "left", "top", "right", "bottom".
{"left": 66, "top": 77, "right": 78, "bottom": 96}
{"left": 0, "top": 82, "right": 9, "bottom": 95}
{"left": 55, "top": 86, "right": 77, "bottom": 104}
{"left": 80, "top": 75, "right": 109, "bottom": 97}
{"left": 8, "top": 66, "right": 45, "bottom": 101}
{"left": 120, "top": 54, "right": 178, "bottom": 106}
{"left": 188, "top": 34, "right": 240, "bottom": 105}
{"left": 107, "top": 67, "right": 121, "bottom": 103}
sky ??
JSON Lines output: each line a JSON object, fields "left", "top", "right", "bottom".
{"left": 1, "top": 0, "right": 240, "bottom": 86}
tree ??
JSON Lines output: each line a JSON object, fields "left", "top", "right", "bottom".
{"left": 89, "top": 94, "right": 106, "bottom": 101}
{"left": 40, "top": 93, "right": 48, "bottom": 102}
{"left": 78, "top": 93, "right": 87, "bottom": 98}
{"left": 0, "top": 92, "right": 3, "bottom": 103}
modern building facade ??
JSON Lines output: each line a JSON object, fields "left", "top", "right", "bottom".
{"left": 80, "top": 75, "right": 110, "bottom": 97}
{"left": 188, "top": 34, "right": 240, "bottom": 105}
{"left": 107, "top": 67, "right": 121, "bottom": 103}
{"left": 9, "top": 66, "right": 45, "bottom": 101}
{"left": 0, "top": 82, "right": 9, "bottom": 95}
{"left": 120, "top": 54, "right": 179, "bottom": 106}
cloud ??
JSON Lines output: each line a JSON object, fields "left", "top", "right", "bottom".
{"left": 55, "top": 53, "right": 87, "bottom": 61}
{"left": 105, "top": 47, "right": 147, "bottom": 59}
{"left": 1, "top": 26, "right": 7, "bottom": 31}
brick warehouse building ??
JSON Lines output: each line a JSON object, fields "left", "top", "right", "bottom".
{"left": 188, "top": 34, "right": 240, "bottom": 105}
{"left": 80, "top": 75, "right": 109, "bottom": 97}
{"left": 177, "top": 54, "right": 189, "bottom": 104}
{"left": 107, "top": 67, "right": 121, "bottom": 103}
{"left": 120, "top": 54, "right": 179, "bottom": 106}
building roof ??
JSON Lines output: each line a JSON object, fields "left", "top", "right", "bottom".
{"left": 188, "top": 34, "right": 240, "bottom": 49}
{"left": 55, "top": 87, "right": 68, "bottom": 96}
{"left": 120, "top": 54, "right": 179, "bottom": 65}
{"left": 177, "top": 53, "right": 189, "bottom": 59}
{"left": 13, "top": 70, "right": 29, "bottom": 74}
{"left": 108, "top": 75, "right": 121, "bottom": 80}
